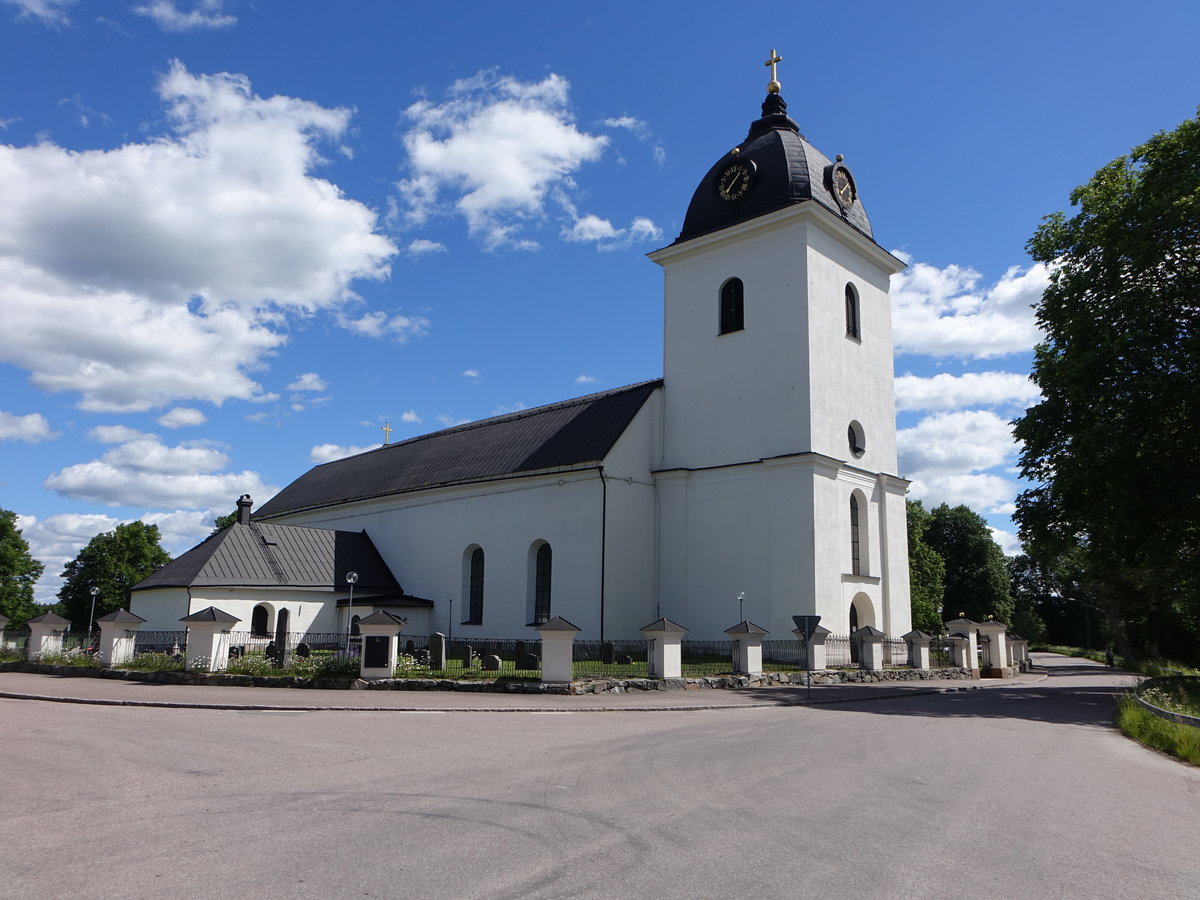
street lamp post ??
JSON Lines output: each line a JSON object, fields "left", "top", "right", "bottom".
{"left": 88, "top": 586, "right": 100, "bottom": 649}
{"left": 345, "top": 571, "right": 359, "bottom": 650}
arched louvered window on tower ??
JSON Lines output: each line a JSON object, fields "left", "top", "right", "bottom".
{"left": 719, "top": 277, "right": 744, "bottom": 335}
{"left": 850, "top": 494, "right": 862, "bottom": 576}
{"left": 845, "top": 283, "right": 860, "bottom": 339}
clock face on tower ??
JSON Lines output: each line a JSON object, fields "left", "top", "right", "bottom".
{"left": 830, "top": 163, "right": 856, "bottom": 212}
{"left": 716, "top": 160, "right": 755, "bottom": 202}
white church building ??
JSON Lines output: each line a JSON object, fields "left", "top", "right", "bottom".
{"left": 131, "top": 67, "right": 912, "bottom": 644}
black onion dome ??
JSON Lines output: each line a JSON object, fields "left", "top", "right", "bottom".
{"left": 675, "top": 92, "right": 873, "bottom": 244}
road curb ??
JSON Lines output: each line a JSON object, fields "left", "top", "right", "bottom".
{"left": 0, "top": 673, "right": 1048, "bottom": 713}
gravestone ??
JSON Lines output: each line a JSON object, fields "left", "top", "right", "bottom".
{"left": 295, "top": 642, "right": 311, "bottom": 658}
{"left": 461, "top": 645, "right": 473, "bottom": 668}
{"left": 404, "top": 639, "right": 415, "bottom": 655}
{"left": 430, "top": 632, "right": 446, "bottom": 669}
{"left": 515, "top": 640, "right": 527, "bottom": 661}
{"left": 519, "top": 652, "right": 539, "bottom": 671}
{"left": 482, "top": 654, "right": 501, "bottom": 671}
{"left": 620, "top": 654, "right": 634, "bottom": 666}
{"left": 601, "top": 641, "right": 615, "bottom": 664}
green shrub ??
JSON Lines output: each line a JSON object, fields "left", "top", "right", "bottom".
{"left": 1116, "top": 694, "right": 1200, "bottom": 766}
{"left": 35, "top": 651, "right": 102, "bottom": 669}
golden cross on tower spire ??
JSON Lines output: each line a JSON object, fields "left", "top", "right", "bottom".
{"left": 764, "top": 49, "right": 783, "bottom": 94}
{"left": 381, "top": 420, "right": 393, "bottom": 445}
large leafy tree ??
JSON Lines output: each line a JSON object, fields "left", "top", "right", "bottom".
{"left": 1013, "top": 111, "right": 1200, "bottom": 660}
{"left": 906, "top": 500, "right": 945, "bottom": 633}
{"left": 924, "top": 504, "right": 1014, "bottom": 625}
{"left": 0, "top": 509, "right": 44, "bottom": 628}
{"left": 58, "top": 522, "right": 171, "bottom": 630}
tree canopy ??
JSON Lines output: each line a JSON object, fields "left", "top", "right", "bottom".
{"left": 923, "top": 504, "right": 1013, "bottom": 625}
{"left": 57, "top": 521, "right": 171, "bottom": 630}
{"left": 906, "top": 500, "right": 945, "bottom": 633}
{"left": 1013, "top": 110, "right": 1200, "bottom": 660}
{"left": 0, "top": 509, "right": 44, "bottom": 628}
{"left": 209, "top": 509, "right": 238, "bottom": 537}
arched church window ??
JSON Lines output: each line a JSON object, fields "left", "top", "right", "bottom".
{"left": 464, "top": 546, "right": 484, "bottom": 625}
{"left": 850, "top": 495, "right": 862, "bottom": 576}
{"left": 848, "top": 421, "right": 866, "bottom": 458}
{"left": 845, "top": 283, "right": 860, "bottom": 339}
{"left": 528, "top": 541, "right": 553, "bottom": 625}
{"left": 719, "top": 277, "right": 744, "bottom": 335}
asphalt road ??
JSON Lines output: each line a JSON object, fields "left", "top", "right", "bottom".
{"left": 1, "top": 655, "right": 1195, "bottom": 899}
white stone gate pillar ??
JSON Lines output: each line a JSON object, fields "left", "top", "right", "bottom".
{"left": 180, "top": 607, "right": 240, "bottom": 672}
{"left": 536, "top": 616, "right": 581, "bottom": 683}
{"left": 641, "top": 618, "right": 688, "bottom": 678}
{"left": 725, "top": 621, "right": 768, "bottom": 675}
{"left": 27, "top": 611, "right": 70, "bottom": 660}
{"left": 96, "top": 609, "right": 145, "bottom": 667}
{"left": 793, "top": 624, "right": 831, "bottom": 671}
{"left": 975, "top": 619, "right": 1010, "bottom": 677}
{"left": 357, "top": 610, "right": 404, "bottom": 680}
{"left": 903, "top": 630, "right": 932, "bottom": 669}
{"left": 853, "top": 625, "right": 886, "bottom": 671}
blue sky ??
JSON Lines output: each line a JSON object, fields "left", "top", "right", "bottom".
{"left": 2, "top": 0, "right": 1198, "bottom": 603}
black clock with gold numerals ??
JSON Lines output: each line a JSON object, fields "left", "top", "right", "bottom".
{"left": 830, "top": 163, "right": 856, "bottom": 211}
{"left": 716, "top": 160, "right": 755, "bottom": 202}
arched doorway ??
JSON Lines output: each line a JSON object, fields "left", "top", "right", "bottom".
{"left": 251, "top": 604, "right": 271, "bottom": 637}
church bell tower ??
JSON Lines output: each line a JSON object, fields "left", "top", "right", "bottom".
{"left": 648, "top": 52, "right": 911, "bottom": 641}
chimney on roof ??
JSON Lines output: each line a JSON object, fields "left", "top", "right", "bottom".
{"left": 236, "top": 494, "right": 253, "bottom": 526}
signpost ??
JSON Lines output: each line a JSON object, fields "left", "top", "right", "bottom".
{"left": 793, "top": 615, "right": 821, "bottom": 700}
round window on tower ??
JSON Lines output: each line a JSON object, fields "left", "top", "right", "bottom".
{"left": 848, "top": 421, "right": 866, "bottom": 459}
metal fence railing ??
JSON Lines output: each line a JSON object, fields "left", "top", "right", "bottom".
{"left": 134, "top": 631, "right": 188, "bottom": 654}
{"left": 573, "top": 639, "right": 648, "bottom": 678}
{"left": 882, "top": 638, "right": 909, "bottom": 667}
{"left": 762, "top": 639, "right": 808, "bottom": 671}
{"left": 441, "top": 638, "right": 540, "bottom": 677}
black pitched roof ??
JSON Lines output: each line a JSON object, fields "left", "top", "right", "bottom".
{"left": 130, "top": 521, "right": 401, "bottom": 592}
{"left": 675, "top": 91, "right": 875, "bottom": 245}
{"left": 255, "top": 380, "right": 661, "bottom": 520}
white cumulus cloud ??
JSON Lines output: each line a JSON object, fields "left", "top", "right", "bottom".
{"left": 310, "top": 442, "right": 379, "bottom": 463}
{"left": 157, "top": 406, "right": 207, "bottom": 428}
{"left": 133, "top": 0, "right": 235, "bottom": 31}
{"left": 890, "top": 257, "right": 1049, "bottom": 359}
{"left": 0, "top": 410, "right": 57, "bottom": 442}
{"left": 0, "top": 62, "right": 396, "bottom": 413}
{"left": 898, "top": 409, "right": 1021, "bottom": 511}
{"left": 563, "top": 214, "right": 661, "bottom": 250}
{"left": 575, "top": 374, "right": 597, "bottom": 385}
{"left": 396, "top": 70, "right": 612, "bottom": 250}
{"left": 338, "top": 310, "right": 430, "bottom": 342}
{"left": 400, "top": 410, "right": 421, "bottom": 424}
{"left": 44, "top": 435, "right": 276, "bottom": 509}
{"left": 894, "top": 371, "right": 1041, "bottom": 412}
{"left": 287, "top": 372, "right": 327, "bottom": 392}
{"left": 406, "top": 238, "right": 446, "bottom": 256}
{"left": 3, "top": 0, "right": 73, "bottom": 24}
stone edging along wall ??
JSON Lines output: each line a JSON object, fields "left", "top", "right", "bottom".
{"left": 1, "top": 660, "right": 982, "bottom": 695}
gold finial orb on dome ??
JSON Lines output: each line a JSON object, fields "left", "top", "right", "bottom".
{"left": 764, "top": 49, "right": 783, "bottom": 93}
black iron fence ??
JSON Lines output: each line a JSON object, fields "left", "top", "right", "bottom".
{"left": 762, "top": 639, "right": 808, "bottom": 671}
{"left": 573, "top": 639, "right": 648, "bottom": 678}
{"left": 134, "top": 631, "right": 188, "bottom": 654}
{"left": 441, "top": 637, "right": 540, "bottom": 677}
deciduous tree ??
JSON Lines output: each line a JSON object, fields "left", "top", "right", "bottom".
{"left": 1014, "top": 110, "right": 1200, "bottom": 660}
{"left": 57, "top": 522, "right": 171, "bottom": 630}
{"left": 906, "top": 499, "right": 945, "bottom": 633}
{"left": 924, "top": 504, "right": 1013, "bottom": 625}
{"left": 0, "top": 509, "right": 43, "bottom": 628}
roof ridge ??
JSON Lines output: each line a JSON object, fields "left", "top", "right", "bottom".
{"left": 315, "top": 378, "right": 663, "bottom": 468}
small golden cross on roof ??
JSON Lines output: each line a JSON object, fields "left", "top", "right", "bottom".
{"left": 764, "top": 49, "right": 783, "bottom": 93}
{"left": 381, "top": 420, "right": 393, "bottom": 445}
